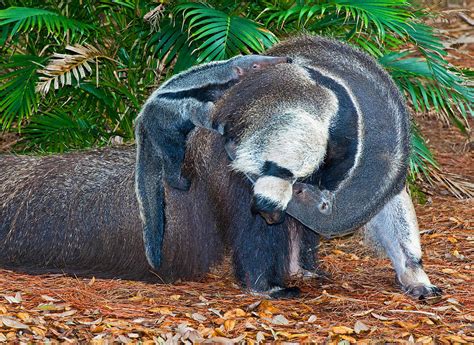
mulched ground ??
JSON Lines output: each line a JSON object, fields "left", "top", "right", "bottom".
{"left": 1, "top": 9, "right": 473, "bottom": 345}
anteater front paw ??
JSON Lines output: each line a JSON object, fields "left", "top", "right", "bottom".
{"left": 403, "top": 284, "right": 442, "bottom": 300}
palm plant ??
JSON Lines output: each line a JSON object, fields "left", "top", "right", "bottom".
{"left": 0, "top": 0, "right": 472, "bottom": 197}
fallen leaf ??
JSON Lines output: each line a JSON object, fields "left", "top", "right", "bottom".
{"left": 41, "top": 295, "right": 60, "bottom": 302}
{"left": 223, "top": 308, "right": 246, "bottom": 319}
{"left": 207, "top": 335, "right": 246, "bottom": 343}
{"left": 371, "top": 313, "right": 390, "bottom": 321}
{"left": 191, "top": 313, "right": 207, "bottom": 322}
{"left": 340, "top": 334, "right": 357, "bottom": 343}
{"left": 117, "top": 335, "right": 132, "bottom": 343}
{"left": 308, "top": 315, "right": 317, "bottom": 323}
{"left": 257, "top": 300, "right": 279, "bottom": 314}
{"left": 256, "top": 331, "right": 265, "bottom": 342}
{"left": 245, "top": 320, "right": 257, "bottom": 329}
{"left": 54, "top": 310, "right": 77, "bottom": 318}
{"left": 354, "top": 320, "right": 369, "bottom": 334}
{"left": 0, "top": 334, "right": 6, "bottom": 342}
{"left": 332, "top": 326, "right": 353, "bottom": 335}
{"left": 444, "top": 335, "right": 467, "bottom": 344}
{"left": 224, "top": 319, "right": 236, "bottom": 331}
{"left": 447, "top": 297, "right": 462, "bottom": 306}
{"left": 271, "top": 314, "right": 289, "bottom": 326}
{"left": 416, "top": 336, "right": 434, "bottom": 344}
{"left": 0, "top": 316, "right": 29, "bottom": 330}
{"left": 170, "top": 295, "right": 181, "bottom": 301}
{"left": 394, "top": 321, "right": 419, "bottom": 330}
{"left": 16, "top": 312, "right": 30, "bottom": 322}
{"left": 149, "top": 307, "right": 173, "bottom": 315}
{"left": 36, "top": 303, "right": 64, "bottom": 311}
{"left": 31, "top": 326, "right": 46, "bottom": 337}
{"left": 442, "top": 268, "right": 455, "bottom": 274}
{"left": 78, "top": 317, "right": 103, "bottom": 325}
{"left": 3, "top": 292, "right": 21, "bottom": 304}
{"left": 128, "top": 294, "right": 144, "bottom": 302}
{"left": 353, "top": 309, "right": 374, "bottom": 317}
{"left": 209, "top": 308, "right": 222, "bottom": 318}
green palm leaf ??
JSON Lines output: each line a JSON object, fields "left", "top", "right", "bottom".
{"left": 21, "top": 109, "right": 104, "bottom": 153}
{"left": 0, "top": 55, "right": 47, "bottom": 130}
{"left": 174, "top": 3, "right": 278, "bottom": 63}
{"left": 0, "top": 7, "right": 93, "bottom": 37}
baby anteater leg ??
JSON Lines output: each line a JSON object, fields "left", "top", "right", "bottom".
{"left": 364, "top": 188, "right": 442, "bottom": 299}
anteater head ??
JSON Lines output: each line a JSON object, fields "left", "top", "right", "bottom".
{"left": 230, "top": 55, "right": 292, "bottom": 77}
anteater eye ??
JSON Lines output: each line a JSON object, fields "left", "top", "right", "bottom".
{"left": 252, "top": 64, "right": 259, "bottom": 69}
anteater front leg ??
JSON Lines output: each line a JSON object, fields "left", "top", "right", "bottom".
{"left": 364, "top": 188, "right": 442, "bottom": 300}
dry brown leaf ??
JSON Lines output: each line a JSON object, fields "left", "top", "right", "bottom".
{"left": 354, "top": 320, "right": 370, "bottom": 334}
{"left": 3, "top": 292, "right": 21, "bottom": 304}
{"left": 90, "top": 325, "right": 104, "bottom": 333}
{"left": 416, "top": 336, "right": 434, "bottom": 344}
{"left": 394, "top": 321, "right": 419, "bottom": 330}
{"left": 41, "top": 295, "right": 60, "bottom": 302}
{"left": 257, "top": 300, "right": 280, "bottom": 315}
{"left": 170, "top": 295, "right": 181, "bottom": 301}
{"left": 191, "top": 312, "right": 207, "bottom": 322}
{"left": 340, "top": 334, "right": 357, "bottom": 343}
{"left": 371, "top": 313, "right": 391, "bottom": 321}
{"left": 223, "top": 308, "right": 246, "bottom": 319}
{"left": 0, "top": 316, "right": 29, "bottom": 330}
{"left": 331, "top": 326, "right": 354, "bottom": 334}
{"left": 353, "top": 309, "right": 374, "bottom": 317}
{"left": 271, "top": 315, "right": 289, "bottom": 326}
{"left": 224, "top": 319, "right": 236, "bottom": 331}
{"left": 308, "top": 315, "right": 317, "bottom": 323}
{"left": 31, "top": 326, "right": 47, "bottom": 337}
{"left": 149, "top": 307, "right": 173, "bottom": 315}
{"left": 16, "top": 312, "right": 30, "bottom": 322}
{"left": 443, "top": 335, "right": 468, "bottom": 344}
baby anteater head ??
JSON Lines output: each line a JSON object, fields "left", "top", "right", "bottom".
{"left": 230, "top": 55, "right": 292, "bottom": 76}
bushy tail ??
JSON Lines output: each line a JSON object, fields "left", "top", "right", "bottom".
{"left": 135, "top": 120, "right": 166, "bottom": 270}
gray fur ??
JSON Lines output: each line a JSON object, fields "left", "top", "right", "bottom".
{"left": 227, "top": 35, "right": 411, "bottom": 236}
{"left": 134, "top": 54, "right": 290, "bottom": 268}
{"left": 363, "top": 188, "right": 442, "bottom": 299}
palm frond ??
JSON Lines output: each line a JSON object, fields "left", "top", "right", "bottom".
{"left": 0, "top": 55, "right": 47, "bottom": 130}
{"left": 174, "top": 3, "right": 278, "bottom": 63}
{"left": 380, "top": 52, "right": 473, "bottom": 130}
{"left": 21, "top": 109, "right": 105, "bottom": 153}
{"left": 36, "top": 44, "right": 113, "bottom": 95}
{"left": 0, "top": 7, "right": 93, "bottom": 37}
{"left": 262, "top": 0, "right": 411, "bottom": 38}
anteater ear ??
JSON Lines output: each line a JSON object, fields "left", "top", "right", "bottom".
{"left": 234, "top": 66, "right": 245, "bottom": 76}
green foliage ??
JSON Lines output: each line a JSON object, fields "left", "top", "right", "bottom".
{"left": 0, "top": 7, "right": 92, "bottom": 37}
{"left": 0, "top": 0, "right": 472, "bottom": 195}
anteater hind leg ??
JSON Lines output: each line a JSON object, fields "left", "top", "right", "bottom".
{"left": 232, "top": 217, "right": 300, "bottom": 299}
{"left": 364, "top": 188, "right": 442, "bottom": 299}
